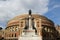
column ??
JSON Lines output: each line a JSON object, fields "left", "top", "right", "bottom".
{"left": 29, "top": 15, "right": 33, "bottom": 30}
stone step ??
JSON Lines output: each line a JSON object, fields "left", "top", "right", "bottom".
{"left": 18, "top": 36, "right": 42, "bottom": 40}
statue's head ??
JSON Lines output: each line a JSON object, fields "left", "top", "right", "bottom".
{"left": 29, "top": 9, "right": 32, "bottom": 15}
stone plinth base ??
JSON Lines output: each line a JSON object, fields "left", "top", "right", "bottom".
{"left": 18, "top": 36, "right": 42, "bottom": 40}
{"left": 18, "top": 29, "right": 42, "bottom": 40}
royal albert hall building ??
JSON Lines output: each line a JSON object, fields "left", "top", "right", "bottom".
{"left": 2, "top": 10, "right": 60, "bottom": 40}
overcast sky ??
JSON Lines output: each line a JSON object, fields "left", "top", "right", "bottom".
{"left": 0, "top": 0, "right": 60, "bottom": 28}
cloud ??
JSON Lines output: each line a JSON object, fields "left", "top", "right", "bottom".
{"left": 53, "top": 5, "right": 60, "bottom": 8}
{"left": 0, "top": 0, "right": 49, "bottom": 28}
{"left": 48, "top": 5, "right": 60, "bottom": 12}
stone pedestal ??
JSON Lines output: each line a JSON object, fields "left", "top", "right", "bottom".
{"left": 18, "top": 29, "right": 42, "bottom": 40}
{"left": 19, "top": 36, "right": 42, "bottom": 40}
{"left": 22, "top": 30, "right": 36, "bottom": 36}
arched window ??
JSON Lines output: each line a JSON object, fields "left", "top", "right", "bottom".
{"left": 15, "top": 26, "right": 18, "bottom": 31}
{"left": 10, "top": 27, "right": 14, "bottom": 32}
{"left": 21, "top": 22, "right": 23, "bottom": 27}
{"left": 15, "top": 33, "right": 16, "bottom": 37}
{"left": 45, "top": 27, "right": 47, "bottom": 31}
{"left": 12, "top": 34, "right": 13, "bottom": 37}
{"left": 37, "top": 21, "right": 39, "bottom": 27}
